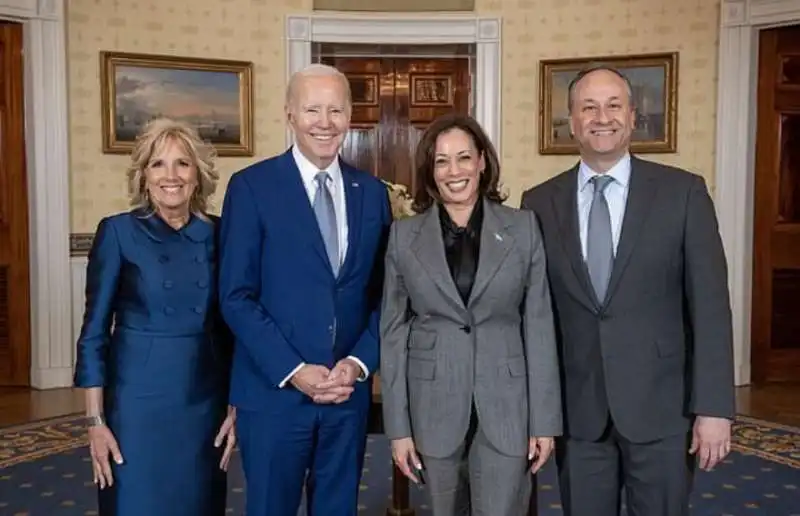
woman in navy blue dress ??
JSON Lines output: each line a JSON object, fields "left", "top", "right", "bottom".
{"left": 73, "top": 117, "right": 236, "bottom": 516}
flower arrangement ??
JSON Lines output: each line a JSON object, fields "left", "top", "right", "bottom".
{"left": 383, "top": 180, "right": 416, "bottom": 220}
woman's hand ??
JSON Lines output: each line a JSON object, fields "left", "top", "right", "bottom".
{"left": 391, "top": 437, "right": 423, "bottom": 484}
{"left": 528, "top": 436, "right": 554, "bottom": 474}
{"left": 214, "top": 405, "right": 237, "bottom": 471}
{"left": 88, "top": 425, "right": 123, "bottom": 489}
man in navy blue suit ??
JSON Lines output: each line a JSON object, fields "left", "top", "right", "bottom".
{"left": 218, "top": 63, "right": 391, "bottom": 516}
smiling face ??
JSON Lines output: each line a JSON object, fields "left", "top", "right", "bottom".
{"left": 569, "top": 69, "right": 635, "bottom": 168}
{"left": 286, "top": 73, "right": 351, "bottom": 170}
{"left": 432, "top": 128, "right": 485, "bottom": 208}
{"left": 144, "top": 137, "right": 198, "bottom": 217}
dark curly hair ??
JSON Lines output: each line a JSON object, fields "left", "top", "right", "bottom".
{"left": 412, "top": 113, "right": 507, "bottom": 213}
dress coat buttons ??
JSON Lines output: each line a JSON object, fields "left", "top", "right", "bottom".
{"left": 164, "top": 306, "right": 175, "bottom": 315}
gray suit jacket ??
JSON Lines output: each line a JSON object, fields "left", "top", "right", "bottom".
{"left": 379, "top": 199, "right": 562, "bottom": 459}
{"left": 520, "top": 157, "right": 736, "bottom": 444}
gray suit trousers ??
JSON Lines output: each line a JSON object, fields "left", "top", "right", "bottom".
{"left": 420, "top": 407, "right": 532, "bottom": 516}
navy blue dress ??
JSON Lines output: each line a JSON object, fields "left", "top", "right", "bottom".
{"left": 73, "top": 209, "right": 231, "bottom": 516}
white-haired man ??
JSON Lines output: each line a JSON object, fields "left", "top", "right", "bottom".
{"left": 219, "top": 64, "right": 391, "bottom": 516}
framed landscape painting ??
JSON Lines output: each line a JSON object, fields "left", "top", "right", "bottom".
{"left": 539, "top": 52, "right": 678, "bottom": 155}
{"left": 100, "top": 51, "right": 254, "bottom": 156}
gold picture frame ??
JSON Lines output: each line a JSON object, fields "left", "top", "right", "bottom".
{"left": 100, "top": 51, "right": 254, "bottom": 157}
{"left": 539, "top": 52, "right": 678, "bottom": 155}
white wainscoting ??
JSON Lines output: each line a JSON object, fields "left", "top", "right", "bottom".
{"left": 70, "top": 257, "right": 88, "bottom": 353}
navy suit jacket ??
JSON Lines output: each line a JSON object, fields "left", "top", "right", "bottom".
{"left": 218, "top": 149, "right": 391, "bottom": 412}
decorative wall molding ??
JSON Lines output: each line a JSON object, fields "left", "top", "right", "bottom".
{"left": 312, "top": 0, "right": 475, "bottom": 11}
{"left": 71, "top": 257, "right": 88, "bottom": 354}
{"left": 714, "top": 0, "right": 800, "bottom": 385}
{"left": 0, "top": 0, "right": 72, "bottom": 389}
{"left": 284, "top": 13, "right": 502, "bottom": 152}
{"left": 70, "top": 233, "right": 94, "bottom": 257}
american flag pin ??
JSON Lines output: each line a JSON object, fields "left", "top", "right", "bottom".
{"left": 352, "top": 182, "right": 360, "bottom": 187}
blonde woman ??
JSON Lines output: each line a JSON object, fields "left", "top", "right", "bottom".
{"left": 73, "top": 118, "right": 236, "bottom": 516}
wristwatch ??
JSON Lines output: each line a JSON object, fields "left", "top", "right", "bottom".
{"left": 85, "top": 414, "right": 106, "bottom": 427}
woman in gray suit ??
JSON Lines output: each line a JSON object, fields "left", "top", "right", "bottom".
{"left": 379, "top": 113, "right": 563, "bottom": 515}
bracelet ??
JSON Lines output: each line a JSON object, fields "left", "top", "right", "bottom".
{"left": 85, "top": 414, "right": 106, "bottom": 427}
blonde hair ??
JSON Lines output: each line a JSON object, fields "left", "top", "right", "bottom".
{"left": 126, "top": 117, "right": 219, "bottom": 219}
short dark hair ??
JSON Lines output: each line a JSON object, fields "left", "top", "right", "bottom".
{"left": 567, "top": 64, "right": 635, "bottom": 113}
{"left": 412, "top": 113, "right": 507, "bottom": 213}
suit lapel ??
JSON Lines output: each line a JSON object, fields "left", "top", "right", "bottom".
{"left": 337, "top": 161, "right": 363, "bottom": 281}
{"left": 551, "top": 166, "right": 599, "bottom": 311}
{"left": 604, "top": 157, "right": 658, "bottom": 305}
{"left": 467, "top": 200, "right": 513, "bottom": 308}
{"left": 411, "top": 205, "right": 466, "bottom": 313}
{"left": 276, "top": 150, "right": 333, "bottom": 274}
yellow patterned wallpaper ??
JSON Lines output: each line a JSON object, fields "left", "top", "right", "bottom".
{"left": 66, "top": 0, "right": 719, "bottom": 232}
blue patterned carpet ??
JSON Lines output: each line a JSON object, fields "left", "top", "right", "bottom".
{"left": 1, "top": 414, "right": 798, "bottom": 515}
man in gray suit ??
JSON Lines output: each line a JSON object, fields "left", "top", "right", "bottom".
{"left": 381, "top": 114, "right": 562, "bottom": 516}
{"left": 520, "top": 66, "right": 735, "bottom": 516}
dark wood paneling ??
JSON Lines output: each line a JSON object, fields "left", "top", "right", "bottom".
{"left": 752, "top": 25, "right": 800, "bottom": 383}
{"left": 0, "top": 22, "right": 30, "bottom": 387}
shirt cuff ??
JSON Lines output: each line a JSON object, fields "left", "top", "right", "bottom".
{"left": 346, "top": 356, "right": 369, "bottom": 382}
{"left": 279, "top": 362, "right": 305, "bottom": 388}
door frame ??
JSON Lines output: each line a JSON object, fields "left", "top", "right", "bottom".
{"left": 715, "top": 0, "right": 800, "bottom": 386}
{"left": 285, "top": 13, "right": 501, "bottom": 151}
{"left": 0, "top": 0, "right": 71, "bottom": 389}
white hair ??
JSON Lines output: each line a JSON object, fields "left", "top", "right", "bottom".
{"left": 285, "top": 63, "right": 351, "bottom": 106}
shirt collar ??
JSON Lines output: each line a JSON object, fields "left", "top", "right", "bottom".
{"left": 292, "top": 145, "right": 342, "bottom": 188}
{"left": 578, "top": 153, "right": 631, "bottom": 193}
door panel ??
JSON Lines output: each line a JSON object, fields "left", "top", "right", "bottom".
{"left": 752, "top": 25, "right": 800, "bottom": 382}
{"left": 322, "top": 55, "right": 471, "bottom": 193}
{"left": 0, "top": 21, "right": 31, "bottom": 386}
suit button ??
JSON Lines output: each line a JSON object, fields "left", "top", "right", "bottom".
{"left": 197, "top": 279, "right": 208, "bottom": 288}
{"left": 460, "top": 325, "right": 471, "bottom": 334}
{"left": 193, "top": 307, "right": 203, "bottom": 314}
{"left": 159, "top": 255, "right": 169, "bottom": 263}
{"left": 164, "top": 306, "right": 175, "bottom": 315}
{"left": 163, "top": 280, "right": 173, "bottom": 289}
{"left": 195, "top": 255, "right": 206, "bottom": 263}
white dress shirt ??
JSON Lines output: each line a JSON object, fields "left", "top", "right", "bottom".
{"left": 576, "top": 153, "right": 631, "bottom": 260}
{"left": 279, "top": 146, "right": 368, "bottom": 388}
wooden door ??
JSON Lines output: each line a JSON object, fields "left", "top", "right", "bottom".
{"left": 752, "top": 25, "right": 800, "bottom": 383}
{"left": 322, "top": 56, "right": 471, "bottom": 192}
{"left": 0, "top": 22, "right": 31, "bottom": 386}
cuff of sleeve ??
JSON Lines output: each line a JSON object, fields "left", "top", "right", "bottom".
{"left": 279, "top": 362, "right": 305, "bottom": 388}
{"left": 346, "top": 355, "right": 369, "bottom": 381}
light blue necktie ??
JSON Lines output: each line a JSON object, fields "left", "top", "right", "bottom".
{"left": 587, "top": 175, "right": 614, "bottom": 303}
{"left": 313, "top": 171, "right": 339, "bottom": 276}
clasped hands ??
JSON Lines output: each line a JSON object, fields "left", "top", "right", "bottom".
{"left": 290, "top": 358, "right": 362, "bottom": 404}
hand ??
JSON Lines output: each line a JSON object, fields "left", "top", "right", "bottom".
{"left": 391, "top": 437, "right": 423, "bottom": 484}
{"left": 214, "top": 406, "right": 237, "bottom": 471}
{"left": 313, "top": 358, "right": 362, "bottom": 404}
{"left": 88, "top": 424, "right": 123, "bottom": 489}
{"left": 290, "top": 364, "right": 354, "bottom": 404}
{"left": 528, "top": 436, "right": 554, "bottom": 474}
{"left": 689, "top": 416, "right": 732, "bottom": 471}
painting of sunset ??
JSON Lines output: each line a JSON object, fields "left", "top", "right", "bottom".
{"left": 115, "top": 66, "right": 240, "bottom": 143}
{"left": 101, "top": 52, "right": 254, "bottom": 156}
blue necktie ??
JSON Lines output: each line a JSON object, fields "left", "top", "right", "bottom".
{"left": 587, "top": 175, "right": 614, "bottom": 303}
{"left": 313, "top": 171, "right": 339, "bottom": 276}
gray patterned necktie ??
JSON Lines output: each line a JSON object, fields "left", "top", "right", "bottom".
{"left": 587, "top": 175, "right": 614, "bottom": 303}
{"left": 313, "top": 171, "right": 339, "bottom": 276}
